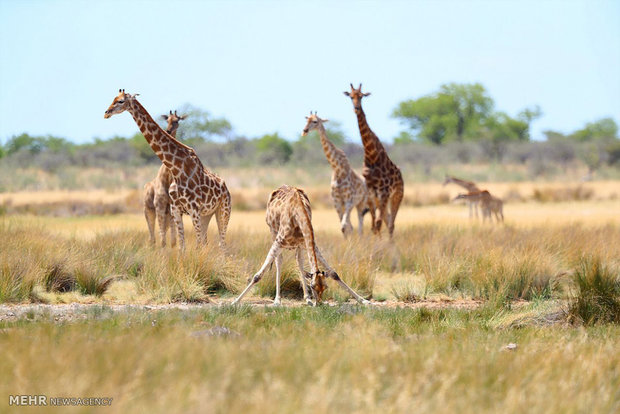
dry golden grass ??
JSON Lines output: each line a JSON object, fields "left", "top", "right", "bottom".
{"left": 1, "top": 306, "right": 618, "bottom": 413}
{"left": 2, "top": 183, "right": 620, "bottom": 413}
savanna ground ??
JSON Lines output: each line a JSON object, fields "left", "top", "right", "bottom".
{"left": 1, "top": 173, "right": 620, "bottom": 413}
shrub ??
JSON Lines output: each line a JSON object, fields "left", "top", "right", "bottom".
{"left": 568, "top": 257, "right": 620, "bottom": 325}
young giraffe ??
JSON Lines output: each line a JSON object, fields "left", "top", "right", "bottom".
{"left": 454, "top": 191, "right": 504, "bottom": 224}
{"left": 144, "top": 110, "right": 187, "bottom": 247}
{"left": 301, "top": 112, "right": 376, "bottom": 237}
{"left": 443, "top": 175, "right": 481, "bottom": 219}
{"left": 344, "top": 84, "right": 404, "bottom": 238}
{"left": 232, "top": 185, "right": 370, "bottom": 306}
{"left": 105, "top": 90, "right": 231, "bottom": 251}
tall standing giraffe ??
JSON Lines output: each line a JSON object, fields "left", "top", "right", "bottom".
{"left": 105, "top": 90, "right": 231, "bottom": 251}
{"left": 301, "top": 112, "right": 375, "bottom": 237}
{"left": 344, "top": 84, "right": 404, "bottom": 238}
{"left": 443, "top": 175, "right": 481, "bottom": 219}
{"left": 232, "top": 185, "right": 370, "bottom": 306}
{"left": 144, "top": 110, "right": 187, "bottom": 247}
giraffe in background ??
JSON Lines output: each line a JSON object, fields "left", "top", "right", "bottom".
{"left": 344, "top": 84, "right": 404, "bottom": 238}
{"left": 443, "top": 175, "right": 481, "bottom": 219}
{"left": 454, "top": 190, "right": 504, "bottom": 224}
{"left": 301, "top": 111, "right": 375, "bottom": 237}
{"left": 232, "top": 185, "right": 370, "bottom": 306}
{"left": 105, "top": 90, "right": 231, "bottom": 251}
{"left": 144, "top": 110, "right": 187, "bottom": 247}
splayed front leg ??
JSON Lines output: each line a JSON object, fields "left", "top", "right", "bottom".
{"left": 315, "top": 248, "right": 370, "bottom": 305}
{"left": 232, "top": 240, "right": 283, "bottom": 305}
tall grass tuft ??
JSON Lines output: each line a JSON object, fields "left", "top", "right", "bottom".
{"left": 0, "top": 258, "right": 38, "bottom": 302}
{"left": 568, "top": 257, "right": 620, "bottom": 325}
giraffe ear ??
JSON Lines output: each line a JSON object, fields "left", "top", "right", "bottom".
{"left": 343, "top": 91, "right": 351, "bottom": 97}
{"left": 363, "top": 92, "right": 371, "bottom": 97}
{"left": 321, "top": 118, "right": 329, "bottom": 123}
{"left": 179, "top": 115, "right": 187, "bottom": 120}
{"left": 160, "top": 114, "right": 168, "bottom": 120}
{"left": 131, "top": 93, "right": 140, "bottom": 98}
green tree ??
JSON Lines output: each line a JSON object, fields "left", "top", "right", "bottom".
{"left": 255, "top": 133, "right": 292, "bottom": 165}
{"left": 392, "top": 83, "right": 494, "bottom": 144}
{"left": 439, "top": 83, "right": 494, "bottom": 140}
{"left": 174, "top": 104, "right": 233, "bottom": 143}
{"left": 5, "top": 133, "right": 43, "bottom": 155}
{"left": 571, "top": 117, "right": 618, "bottom": 141}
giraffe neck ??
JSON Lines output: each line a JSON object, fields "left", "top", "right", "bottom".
{"left": 126, "top": 100, "right": 198, "bottom": 176}
{"left": 451, "top": 177, "right": 478, "bottom": 191}
{"left": 316, "top": 123, "right": 349, "bottom": 173}
{"left": 355, "top": 106, "right": 385, "bottom": 165}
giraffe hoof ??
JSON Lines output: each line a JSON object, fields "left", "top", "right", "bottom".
{"left": 272, "top": 299, "right": 281, "bottom": 306}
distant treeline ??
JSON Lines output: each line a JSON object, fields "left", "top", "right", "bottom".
{"left": 1, "top": 83, "right": 618, "bottom": 176}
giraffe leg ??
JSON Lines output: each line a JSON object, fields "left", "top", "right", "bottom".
{"left": 232, "top": 240, "right": 283, "bottom": 305}
{"left": 341, "top": 201, "right": 354, "bottom": 237}
{"left": 215, "top": 195, "right": 231, "bottom": 248}
{"left": 144, "top": 205, "right": 156, "bottom": 245}
{"left": 273, "top": 253, "right": 283, "bottom": 306}
{"left": 190, "top": 212, "right": 204, "bottom": 248}
{"left": 356, "top": 204, "right": 365, "bottom": 236}
{"left": 315, "top": 247, "right": 370, "bottom": 305}
{"left": 168, "top": 209, "right": 177, "bottom": 248}
{"left": 200, "top": 213, "right": 213, "bottom": 247}
{"left": 367, "top": 196, "right": 378, "bottom": 235}
{"left": 168, "top": 183, "right": 185, "bottom": 252}
{"left": 387, "top": 189, "right": 403, "bottom": 239}
{"left": 334, "top": 199, "right": 346, "bottom": 235}
{"left": 295, "top": 247, "right": 313, "bottom": 305}
{"left": 155, "top": 199, "right": 168, "bottom": 248}
{"left": 375, "top": 195, "right": 389, "bottom": 236}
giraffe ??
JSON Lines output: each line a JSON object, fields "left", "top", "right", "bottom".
{"left": 443, "top": 175, "right": 481, "bottom": 219}
{"left": 344, "top": 84, "right": 404, "bottom": 238}
{"left": 232, "top": 185, "right": 370, "bottom": 306}
{"left": 143, "top": 110, "right": 187, "bottom": 247}
{"left": 454, "top": 190, "right": 504, "bottom": 224}
{"left": 301, "top": 111, "right": 376, "bottom": 237}
{"left": 105, "top": 90, "right": 231, "bottom": 251}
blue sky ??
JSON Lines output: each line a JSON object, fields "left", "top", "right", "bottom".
{"left": 0, "top": 0, "right": 618, "bottom": 144}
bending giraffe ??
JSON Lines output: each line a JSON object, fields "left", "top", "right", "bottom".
{"left": 105, "top": 90, "right": 231, "bottom": 251}
{"left": 344, "top": 84, "right": 404, "bottom": 238}
{"left": 144, "top": 110, "right": 187, "bottom": 247}
{"left": 443, "top": 175, "right": 481, "bottom": 219}
{"left": 232, "top": 185, "right": 370, "bottom": 306}
{"left": 301, "top": 112, "right": 375, "bottom": 237}
{"left": 454, "top": 191, "right": 504, "bottom": 224}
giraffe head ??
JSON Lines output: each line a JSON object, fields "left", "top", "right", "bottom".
{"left": 310, "top": 270, "right": 328, "bottom": 303}
{"left": 104, "top": 89, "right": 139, "bottom": 119}
{"left": 301, "top": 111, "right": 328, "bottom": 136}
{"left": 442, "top": 175, "right": 453, "bottom": 187}
{"left": 343, "top": 83, "right": 371, "bottom": 112}
{"left": 161, "top": 110, "right": 187, "bottom": 136}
